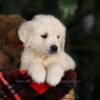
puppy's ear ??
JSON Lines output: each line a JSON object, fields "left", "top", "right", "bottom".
{"left": 18, "top": 21, "right": 33, "bottom": 47}
{"left": 60, "top": 28, "right": 66, "bottom": 51}
{"left": 61, "top": 36, "right": 65, "bottom": 51}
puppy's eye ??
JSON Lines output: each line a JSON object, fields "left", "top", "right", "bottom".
{"left": 57, "top": 35, "right": 60, "bottom": 39}
{"left": 41, "top": 33, "right": 48, "bottom": 39}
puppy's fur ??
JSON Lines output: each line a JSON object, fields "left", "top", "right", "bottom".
{"left": 18, "top": 14, "right": 76, "bottom": 86}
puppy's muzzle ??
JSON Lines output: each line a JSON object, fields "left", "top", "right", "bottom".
{"left": 50, "top": 45, "right": 58, "bottom": 54}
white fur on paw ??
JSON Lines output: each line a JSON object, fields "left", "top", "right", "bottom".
{"left": 47, "top": 75, "right": 62, "bottom": 86}
{"left": 46, "top": 65, "right": 64, "bottom": 86}
{"left": 28, "top": 65, "right": 46, "bottom": 83}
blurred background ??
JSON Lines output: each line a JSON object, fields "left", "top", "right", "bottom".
{"left": 0, "top": 0, "right": 100, "bottom": 100}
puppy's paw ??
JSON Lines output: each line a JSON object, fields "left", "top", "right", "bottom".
{"left": 28, "top": 65, "right": 46, "bottom": 83}
{"left": 46, "top": 64, "right": 64, "bottom": 86}
{"left": 47, "top": 74, "right": 62, "bottom": 86}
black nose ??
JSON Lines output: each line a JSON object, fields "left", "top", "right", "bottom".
{"left": 50, "top": 45, "right": 58, "bottom": 53}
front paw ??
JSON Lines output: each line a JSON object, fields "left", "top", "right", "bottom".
{"left": 28, "top": 65, "right": 46, "bottom": 83}
{"left": 47, "top": 75, "right": 62, "bottom": 86}
{"left": 46, "top": 65, "right": 64, "bottom": 86}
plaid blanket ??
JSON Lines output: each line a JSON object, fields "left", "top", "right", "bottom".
{"left": 0, "top": 68, "right": 77, "bottom": 100}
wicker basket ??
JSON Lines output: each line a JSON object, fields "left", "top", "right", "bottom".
{"left": 62, "top": 89, "right": 74, "bottom": 100}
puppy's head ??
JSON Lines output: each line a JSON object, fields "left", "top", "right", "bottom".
{"left": 18, "top": 14, "right": 66, "bottom": 55}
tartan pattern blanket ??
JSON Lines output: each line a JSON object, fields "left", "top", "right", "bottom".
{"left": 0, "top": 68, "right": 76, "bottom": 100}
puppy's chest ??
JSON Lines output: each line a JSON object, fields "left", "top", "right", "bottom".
{"left": 37, "top": 56, "right": 57, "bottom": 68}
{"left": 36, "top": 58, "right": 49, "bottom": 68}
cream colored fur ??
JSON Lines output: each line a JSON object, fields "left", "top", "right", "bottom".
{"left": 18, "top": 14, "right": 76, "bottom": 86}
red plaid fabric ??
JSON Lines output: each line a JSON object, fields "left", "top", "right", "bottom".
{"left": 0, "top": 68, "right": 77, "bottom": 100}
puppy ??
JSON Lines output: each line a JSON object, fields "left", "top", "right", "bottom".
{"left": 18, "top": 14, "right": 76, "bottom": 86}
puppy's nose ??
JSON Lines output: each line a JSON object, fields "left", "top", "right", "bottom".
{"left": 50, "top": 45, "right": 58, "bottom": 54}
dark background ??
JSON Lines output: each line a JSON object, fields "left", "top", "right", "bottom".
{"left": 0, "top": 0, "right": 100, "bottom": 100}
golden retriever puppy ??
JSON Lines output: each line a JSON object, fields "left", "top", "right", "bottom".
{"left": 18, "top": 14, "right": 76, "bottom": 86}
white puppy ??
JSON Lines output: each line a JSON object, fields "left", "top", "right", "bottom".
{"left": 18, "top": 14, "right": 76, "bottom": 86}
